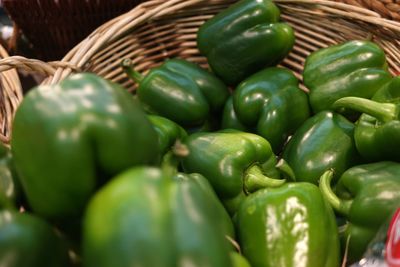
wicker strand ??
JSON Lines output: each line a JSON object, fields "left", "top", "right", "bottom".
{"left": 333, "top": 0, "right": 400, "bottom": 21}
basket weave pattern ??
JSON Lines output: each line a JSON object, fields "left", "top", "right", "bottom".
{"left": 40, "top": 0, "right": 400, "bottom": 91}
{"left": 333, "top": 0, "right": 400, "bottom": 21}
{"left": 0, "top": 45, "right": 21, "bottom": 144}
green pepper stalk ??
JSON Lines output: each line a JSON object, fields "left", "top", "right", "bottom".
{"left": 332, "top": 77, "right": 400, "bottom": 161}
{"left": 122, "top": 58, "right": 230, "bottom": 131}
{"left": 147, "top": 114, "right": 188, "bottom": 164}
{"left": 319, "top": 162, "right": 400, "bottom": 263}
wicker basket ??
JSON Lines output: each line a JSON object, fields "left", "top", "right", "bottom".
{"left": 0, "top": 44, "right": 21, "bottom": 144}
{"left": 1, "top": 0, "right": 400, "bottom": 142}
{"left": 332, "top": 0, "right": 400, "bottom": 21}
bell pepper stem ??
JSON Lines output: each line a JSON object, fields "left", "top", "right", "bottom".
{"left": 162, "top": 140, "right": 189, "bottom": 177}
{"left": 161, "top": 151, "right": 179, "bottom": 177}
{"left": 276, "top": 158, "right": 296, "bottom": 182}
{"left": 332, "top": 96, "right": 397, "bottom": 123}
{"left": 319, "top": 169, "right": 352, "bottom": 216}
{"left": 121, "top": 58, "right": 144, "bottom": 83}
{"left": 244, "top": 164, "right": 285, "bottom": 193}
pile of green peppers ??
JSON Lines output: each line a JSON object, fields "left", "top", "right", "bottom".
{"left": 1, "top": 0, "right": 399, "bottom": 266}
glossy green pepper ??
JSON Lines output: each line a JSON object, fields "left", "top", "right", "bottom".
{"left": 222, "top": 67, "right": 310, "bottom": 153}
{"left": 181, "top": 130, "right": 292, "bottom": 214}
{"left": 148, "top": 115, "right": 188, "bottom": 162}
{"left": 282, "top": 111, "right": 361, "bottom": 184}
{"left": 122, "top": 58, "right": 230, "bottom": 130}
{"left": 303, "top": 40, "right": 392, "bottom": 113}
{"left": 221, "top": 96, "right": 249, "bottom": 132}
{"left": 11, "top": 73, "right": 160, "bottom": 220}
{"left": 83, "top": 166, "right": 236, "bottom": 267}
{"left": 332, "top": 76, "right": 400, "bottom": 161}
{"left": 320, "top": 162, "right": 400, "bottom": 263}
{"left": 0, "top": 210, "right": 71, "bottom": 267}
{"left": 235, "top": 182, "right": 340, "bottom": 267}
{"left": 197, "top": 0, "right": 295, "bottom": 85}
{"left": 0, "top": 143, "right": 21, "bottom": 209}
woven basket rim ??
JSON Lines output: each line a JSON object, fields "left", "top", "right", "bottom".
{"left": 0, "top": 44, "right": 22, "bottom": 144}
{"left": 0, "top": 0, "right": 399, "bottom": 83}
{"left": 38, "top": 0, "right": 400, "bottom": 85}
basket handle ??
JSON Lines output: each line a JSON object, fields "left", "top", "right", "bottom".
{"left": 0, "top": 56, "right": 80, "bottom": 76}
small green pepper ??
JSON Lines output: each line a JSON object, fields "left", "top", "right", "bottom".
{"left": 0, "top": 210, "right": 71, "bottom": 267}
{"left": 181, "top": 130, "right": 293, "bottom": 214}
{"left": 303, "top": 40, "right": 392, "bottom": 113}
{"left": 320, "top": 162, "right": 400, "bottom": 263}
{"left": 0, "top": 143, "right": 22, "bottom": 209}
{"left": 123, "top": 58, "right": 230, "bottom": 130}
{"left": 197, "top": 0, "right": 295, "bottom": 85}
{"left": 148, "top": 115, "right": 188, "bottom": 162}
{"left": 282, "top": 111, "right": 361, "bottom": 184}
{"left": 235, "top": 182, "right": 340, "bottom": 267}
{"left": 222, "top": 67, "right": 310, "bottom": 153}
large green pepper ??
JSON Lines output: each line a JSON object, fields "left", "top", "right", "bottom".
{"left": 235, "top": 182, "right": 340, "bottom": 267}
{"left": 303, "top": 40, "right": 392, "bottom": 113}
{"left": 123, "top": 58, "right": 230, "bottom": 130}
{"left": 320, "top": 162, "right": 400, "bottom": 263}
{"left": 222, "top": 67, "right": 310, "bottom": 153}
{"left": 332, "top": 76, "right": 400, "bottom": 161}
{"left": 181, "top": 130, "right": 292, "bottom": 214}
{"left": 0, "top": 143, "right": 22, "bottom": 209}
{"left": 83, "top": 166, "right": 235, "bottom": 267}
{"left": 197, "top": 0, "right": 295, "bottom": 85}
{"left": 11, "top": 73, "right": 160, "bottom": 220}
{"left": 0, "top": 210, "right": 71, "bottom": 267}
{"left": 282, "top": 111, "right": 361, "bottom": 184}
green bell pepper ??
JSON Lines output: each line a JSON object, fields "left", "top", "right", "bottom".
{"left": 148, "top": 115, "right": 188, "bottom": 162}
{"left": 222, "top": 67, "right": 310, "bottom": 153}
{"left": 221, "top": 96, "right": 249, "bottom": 132}
{"left": 180, "top": 130, "right": 293, "bottom": 214}
{"left": 332, "top": 76, "right": 400, "bottom": 161}
{"left": 83, "top": 166, "right": 236, "bottom": 267}
{"left": 235, "top": 182, "right": 340, "bottom": 267}
{"left": 0, "top": 210, "right": 71, "bottom": 267}
{"left": 303, "top": 40, "right": 392, "bottom": 113}
{"left": 320, "top": 162, "right": 400, "bottom": 263}
{"left": 0, "top": 143, "right": 22, "bottom": 209}
{"left": 197, "top": 0, "right": 295, "bottom": 85}
{"left": 282, "top": 111, "right": 361, "bottom": 184}
{"left": 122, "top": 58, "right": 230, "bottom": 130}
{"left": 11, "top": 73, "right": 160, "bottom": 220}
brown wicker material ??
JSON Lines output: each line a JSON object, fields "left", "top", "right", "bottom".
{"left": 36, "top": 0, "right": 400, "bottom": 92}
{"left": 332, "top": 0, "right": 400, "bottom": 21}
{"left": 3, "top": 0, "right": 149, "bottom": 61}
{"left": 0, "top": 44, "right": 22, "bottom": 144}
{"left": 1, "top": 0, "right": 400, "bottom": 142}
